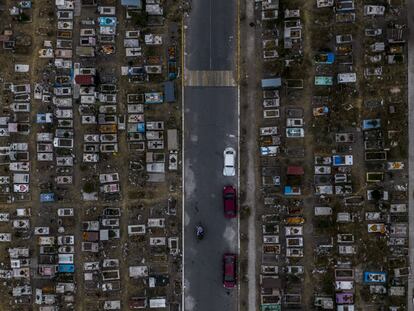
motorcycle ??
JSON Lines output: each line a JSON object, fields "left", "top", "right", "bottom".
{"left": 195, "top": 223, "right": 204, "bottom": 240}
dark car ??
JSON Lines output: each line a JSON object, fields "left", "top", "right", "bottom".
{"left": 223, "top": 254, "right": 237, "bottom": 288}
{"left": 223, "top": 186, "right": 237, "bottom": 218}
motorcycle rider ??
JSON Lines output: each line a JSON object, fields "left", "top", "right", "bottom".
{"left": 196, "top": 224, "right": 204, "bottom": 238}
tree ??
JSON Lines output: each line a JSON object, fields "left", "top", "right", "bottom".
{"left": 18, "top": 12, "right": 30, "bottom": 22}
{"left": 371, "top": 189, "right": 381, "bottom": 201}
{"left": 131, "top": 11, "right": 148, "bottom": 27}
{"left": 83, "top": 182, "right": 96, "bottom": 193}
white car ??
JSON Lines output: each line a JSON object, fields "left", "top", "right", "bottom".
{"left": 223, "top": 147, "right": 236, "bottom": 176}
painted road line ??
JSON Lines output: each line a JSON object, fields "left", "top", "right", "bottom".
{"left": 236, "top": 0, "right": 241, "bottom": 310}
{"left": 185, "top": 70, "right": 236, "bottom": 87}
{"left": 181, "top": 16, "right": 186, "bottom": 311}
{"left": 408, "top": 0, "right": 414, "bottom": 307}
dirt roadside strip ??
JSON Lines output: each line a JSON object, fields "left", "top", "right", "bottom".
{"left": 241, "top": 0, "right": 259, "bottom": 310}
{"left": 407, "top": 0, "right": 414, "bottom": 307}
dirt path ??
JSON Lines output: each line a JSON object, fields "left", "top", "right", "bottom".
{"left": 27, "top": 0, "right": 43, "bottom": 237}
{"left": 300, "top": 2, "right": 317, "bottom": 306}
{"left": 112, "top": 1, "right": 131, "bottom": 307}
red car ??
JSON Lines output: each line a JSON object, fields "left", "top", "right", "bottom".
{"left": 223, "top": 254, "right": 237, "bottom": 288}
{"left": 223, "top": 186, "right": 237, "bottom": 218}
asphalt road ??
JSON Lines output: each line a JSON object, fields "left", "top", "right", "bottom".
{"left": 183, "top": 0, "right": 238, "bottom": 310}
{"left": 407, "top": 4, "right": 414, "bottom": 308}
{"left": 185, "top": 0, "right": 236, "bottom": 70}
